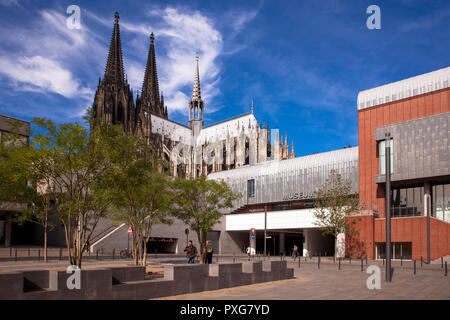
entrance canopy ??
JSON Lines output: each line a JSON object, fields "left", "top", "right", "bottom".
{"left": 225, "top": 208, "right": 319, "bottom": 231}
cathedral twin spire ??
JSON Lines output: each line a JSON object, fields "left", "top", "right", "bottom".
{"left": 103, "top": 12, "right": 125, "bottom": 85}
{"left": 96, "top": 12, "right": 205, "bottom": 131}
{"left": 140, "top": 32, "right": 166, "bottom": 117}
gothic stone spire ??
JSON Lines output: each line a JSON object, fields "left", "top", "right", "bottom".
{"left": 103, "top": 11, "right": 125, "bottom": 84}
{"left": 141, "top": 33, "right": 161, "bottom": 111}
{"left": 192, "top": 52, "right": 201, "bottom": 101}
{"left": 93, "top": 11, "right": 135, "bottom": 134}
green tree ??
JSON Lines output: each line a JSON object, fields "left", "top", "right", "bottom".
{"left": 0, "top": 121, "right": 57, "bottom": 262}
{"left": 171, "top": 176, "right": 241, "bottom": 264}
{"left": 313, "top": 170, "right": 360, "bottom": 259}
{"left": 109, "top": 135, "right": 173, "bottom": 266}
{"left": 30, "top": 113, "right": 122, "bottom": 268}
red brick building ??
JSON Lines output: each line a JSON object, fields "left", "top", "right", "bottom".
{"left": 347, "top": 67, "right": 450, "bottom": 260}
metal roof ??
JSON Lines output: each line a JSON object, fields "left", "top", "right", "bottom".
{"left": 357, "top": 66, "right": 450, "bottom": 111}
{"left": 208, "top": 146, "right": 359, "bottom": 180}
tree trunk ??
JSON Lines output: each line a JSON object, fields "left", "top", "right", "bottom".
{"left": 334, "top": 235, "right": 338, "bottom": 260}
{"left": 198, "top": 229, "right": 207, "bottom": 264}
{"left": 43, "top": 215, "right": 48, "bottom": 263}
{"left": 142, "top": 241, "right": 147, "bottom": 267}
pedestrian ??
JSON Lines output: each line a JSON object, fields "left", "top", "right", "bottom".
{"left": 184, "top": 240, "right": 197, "bottom": 264}
{"left": 303, "top": 247, "right": 309, "bottom": 258}
{"left": 292, "top": 244, "right": 298, "bottom": 260}
{"left": 205, "top": 240, "right": 214, "bottom": 264}
{"left": 84, "top": 240, "right": 90, "bottom": 253}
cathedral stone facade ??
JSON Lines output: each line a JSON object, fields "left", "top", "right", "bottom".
{"left": 93, "top": 12, "right": 295, "bottom": 179}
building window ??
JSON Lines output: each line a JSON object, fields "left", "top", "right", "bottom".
{"left": 391, "top": 186, "right": 423, "bottom": 217}
{"left": 375, "top": 242, "right": 412, "bottom": 260}
{"left": 247, "top": 179, "right": 255, "bottom": 198}
{"left": 432, "top": 184, "right": 450, "bottom": 222}
{"left": 379, "top": 139, "right": 393, "bottom": 175}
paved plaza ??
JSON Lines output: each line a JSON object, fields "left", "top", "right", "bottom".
{"left": 156, "top": 259, "right": 449, "bottom": 300}
{"left": 0, "top": 247, "right": 448, "bottom": 300}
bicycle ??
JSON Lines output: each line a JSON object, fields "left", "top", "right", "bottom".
{"left": 120, "top": 248, "right": 132, "bottom": 259}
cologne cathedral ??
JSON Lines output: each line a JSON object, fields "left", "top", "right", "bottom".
{"left": 93, "top": 12, "right": 295, "bottom": 178}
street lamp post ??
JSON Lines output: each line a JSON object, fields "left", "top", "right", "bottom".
{"left": 385, "top": 132, "right": 392, "bottom": 282}
{"left": 264, "top": 205, "right": 267, "bottom": 256}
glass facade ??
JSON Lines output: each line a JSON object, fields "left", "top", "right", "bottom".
{"left": 432, "top": 184, "right": 450, "bottom": 222}
{"left": 379, "top": 139, "right": 393, "bottom": 175}
{"left": 391, "top": 186, "right": 423, "bottom": 217}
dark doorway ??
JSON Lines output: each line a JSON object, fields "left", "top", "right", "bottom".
{"left": 146, "top": 237, "right": 178, "bottom": 254}
{"left": 255, "top": 232, "right": 279, "bottom": 256}
{"left": 285, "top": 234, "right": 303, "bottom": 256}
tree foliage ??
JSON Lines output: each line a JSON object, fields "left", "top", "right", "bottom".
{"left": 0, "top": 120, "right": 58, "bottom": 262}
{"left": 108, "top": 135, "right": 173, "bottom": 266}
{"left": 313, "top": 170, "right": 360, "bottom": 258}
{"left": 170, "top": 176, "right": 241, "bottom": 263}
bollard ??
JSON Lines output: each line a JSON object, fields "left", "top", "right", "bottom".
{"left": 38, "top": 249, "right": 40, "bottom": 261}
{"left": 318, "top": 255, "right": 320, "bottom": 269}
{"left": 233, "top": 252, "right": 235, "bottom": 263}
{"left": 59, "top": 248, "right": 62, "bottom": 261}
{"left": 414, "top": 260, "right": 416, "bottom": 275}
{"left": 15, "top": 249, "right": 17, "bottom": 262}
{"left": 445, "top": 262, "right": 447, "bottom": 277}
{"left": 96, "top": 249, "right": 99, "bottom": 260}
{"left": 113, "top": 248, "right": 115, "bottom": 260}
{"left": 441, "top": 257, "right": 444, "bottom": 268}
{"left": 401, "top": 255, "right": 403, "bottom": 266}
{"left": 338, "top": 258, "right": 341, "bottom": 270}
{"left": 216, "top": 256, "right": 219, "bottom": 263}
{"left": 361, "top": 258, "right": 363, "bottom": 271}
{"left": 421, "top": 256, "right": 423, "bottom": 268}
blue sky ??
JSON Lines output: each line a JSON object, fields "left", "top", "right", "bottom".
{"left": 0, "top": 0, "right": 449, "bottom": 156}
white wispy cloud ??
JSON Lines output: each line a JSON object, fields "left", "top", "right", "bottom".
{"left": 0, "top": 9, "right": 102, "bottom": 105}
{"left": 116, "top": 6, "right": 224, "bottom": 115}
{"left": 0, "top": 4, "right": 260, "bottom": 120}
{"left": 0, "top": 55, "right": 92, "bottom": 98}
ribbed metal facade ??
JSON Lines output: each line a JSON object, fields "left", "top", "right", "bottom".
{"left": 208, "top": 147, "right": 359, "bottom": 213}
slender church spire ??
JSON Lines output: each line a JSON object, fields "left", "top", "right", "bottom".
{"left": 104, "top": 11, "right": 124, "bottom": 84}
{"left": 189, "top": 52, "right": 204, "bottom": 132}
{"left": 192, "top": 52, "right": 201, "bottom": 101}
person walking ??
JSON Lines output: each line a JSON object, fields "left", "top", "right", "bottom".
{"left": 292, "top": 244, "right": 298, "bottom": 260}
{"left": 205, "top": 240, "right": 214, "bottom": 264}
{"left": 184, "top": 240, "right": 197, "bottom": 264}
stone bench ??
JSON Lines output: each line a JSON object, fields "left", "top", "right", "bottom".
{"left": 0, "top": 261, "right": 294, "bottom": 300}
